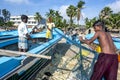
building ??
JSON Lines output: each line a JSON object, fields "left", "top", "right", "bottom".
{"left": 10, "top": 15, "right": 38, "bottom": 27}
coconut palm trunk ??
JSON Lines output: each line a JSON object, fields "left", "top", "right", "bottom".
{"left": 77, "top": 9, "right": 81, "bottom": 25}
{"left": 77, "top": 0, "right": 85, "bottom": 27}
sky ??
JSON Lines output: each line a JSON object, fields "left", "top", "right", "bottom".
{"left": 0, "top": 0, "right": 120, "bottom": 24}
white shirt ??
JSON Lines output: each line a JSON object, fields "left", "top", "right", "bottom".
{"left": 46, "top": 22, "right": 55, "bottom": 32}
{"left": 72, "top": 30, "right": 77, "bottom": 35}
{"left": 18, "top": 22, "right": 28, "bottom": 37}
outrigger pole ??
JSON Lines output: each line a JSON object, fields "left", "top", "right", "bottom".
{"left": 0, "top": 49, "right": 51, "bottom": 59}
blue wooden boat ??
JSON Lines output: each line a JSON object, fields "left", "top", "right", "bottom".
{"left": 85, "top": 33, "right": 120, "bottom": 50}
{"left": 0, "top": 28, "right": 63, "bottom": 80}
{"left": 112, "top": 37, "right": 120, "bottom": 42}
{"left": 0, "top": 30, "right": 18, "bottom": 36}
{"left": 0, "top": 29, "right": 32, "bottom": 40}
{"left": 0, "top": 33, "right": 18, "bottom": 40}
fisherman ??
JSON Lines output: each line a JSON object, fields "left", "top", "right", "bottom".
{"left": 88, "top": 29, "right": 91, "bottom": 34}
{"left": 18, "top": 15, "right": 30, "bottom": 52}
{"left": 71, "top": 29, "right": 78, "bottom": 41}
{"left": 79, "top": 20, "right": 118, "bottom": 80}
{"left": 46, "top": 17, "right": 55, "bottom": 41}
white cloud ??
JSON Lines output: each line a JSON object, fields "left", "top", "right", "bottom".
{"left": 79, "top": 12, "right": 86, "bottom": 25}
{"left": 4, "top": 0, "right": 30, "bottom": 4}
{"left": 107, "top": 0, "right": 120, "bottom": 13}
{"left": 59, "top": 5, "right": 69, "bottom": 20}
{"left": 81, "top": 12, "right": 86, "bottom": 19}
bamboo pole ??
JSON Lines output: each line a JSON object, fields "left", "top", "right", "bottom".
{"left": 0, "top": 49, "right": 51, "bottom": 59}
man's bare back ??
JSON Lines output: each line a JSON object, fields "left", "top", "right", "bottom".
{"left": 97, "top": 31, "right": 116, "bottom": 54}
{"left": 80, "top": 20, "right": 118, "bottom": 80}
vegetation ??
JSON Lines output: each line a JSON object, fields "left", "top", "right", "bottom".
{"left": 0, "top": 9, "right": 14, "bottom": 29}
{"left": 46, "top": 9, "right": 68, "bottom": 29}
{"left": 99, "top": 7, "right": 113, "bottom": 20}
{"left": 46, "top": 9, "right": 55, "bottom": 21}
{"left": 34, "top": 12, "right": 43, "bottom": 24}
{"left": 66, "top": 5, "right": 77, "bottom": 27}
{"left": 2, "top": 9, "right": 11, "bottom": 22}
{"left": 85, "top": 17, "right": 98, "bottom": 29}
{"left": 1, "top": 1, "right": 119, "bottom": 31}
{"left": 84, "top": 7, "right": 120, "bottom": 30}
{"left": 106, "top": 13, "right": 120, "bottom": 29}
{"left": 0, "top": 17, "right": 4, "bottom": 26}
{"left": 6, "top": 21, "right": 14, "bottom": 27}
{"left": 44, "top": 0, "right": 85, "bottom": 30}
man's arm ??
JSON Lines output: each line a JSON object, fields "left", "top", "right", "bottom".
{"left": 46, "top": 26, "right": 51, "bottom": 31}
{"left": 52, "top": 23, "right": 55, "bottom": 27}
{"left": 24, "top": 25, "right": 31, "bottom": 39}
{"left": 79, "top": 32, "right": 99, "bottom": 45}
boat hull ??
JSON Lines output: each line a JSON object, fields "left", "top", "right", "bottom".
{"left": 0, "top": 28, "right": 63, "bottom": 80}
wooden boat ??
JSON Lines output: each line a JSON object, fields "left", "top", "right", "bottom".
{"left": 112, "top": 37, "right": 120, "bottom": 42}
{"left": 85, "top": 33, "right": 120, "bottom": 50}
{"left": 0, "top": 28, "right": 63, "bottom": 80}
{"left": 51, "top": 31, "right": 120, "bottom": 80}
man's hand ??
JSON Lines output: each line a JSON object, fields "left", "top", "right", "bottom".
{"left": 79, "top": 36, "right": 90, "bottom": 44}
{"left": 79, "top": 36, "right": 84, "bottom": 42}
{"left": 27, "top": 35, "right": 31, "bottom": 40}
{"left": 26, "top": 34, "right": 31, "bottom": 40}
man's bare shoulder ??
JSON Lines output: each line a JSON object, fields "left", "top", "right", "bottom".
{"left": 96, "top": 31, "right": 105, "bottom": 35}
{"left": 94, "top": 31, "right": 101, "bottom": 36}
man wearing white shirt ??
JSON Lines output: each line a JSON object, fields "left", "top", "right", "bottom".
{"left": 18, "top": 15, "right": 30, "bottom": 52}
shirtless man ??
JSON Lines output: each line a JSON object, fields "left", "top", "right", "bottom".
{"left": 79, "top": 20, "right": 118, "bottom": 80}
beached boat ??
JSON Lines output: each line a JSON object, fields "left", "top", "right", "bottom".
{"left": 85, "top": 33, "right": 120, "bottom": 50}
{"left": 53, "top": 31, "right": 120, "bottom": 80}
{"left": 0, "top": 28, "right": 63, "bottom": 80}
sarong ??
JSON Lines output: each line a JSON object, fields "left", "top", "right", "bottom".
{"left": 90, "top": 53, "right": 118, "bottom": 80}
{"left": 18, "top": 37, "right": 28, "bottom": 49}
{"left": 46, "top": 31, "right": 52, "bottom": 39}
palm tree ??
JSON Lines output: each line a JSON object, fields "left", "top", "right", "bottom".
{"left": 54, "top": 11, "right": 63, "bottom": 27}
{"left": 55, "top": 11, "right": 63, "bottom": 20}
{"left": 34, "top": 12, "right": 42, "bottom": 24}
{"left": 99, "top": 7, "right": 113, "bottom": 20}
{"left": 63, "top": 19, "right": 68, "bottom": 28}
{"left": 46, "top": 10, "right": 63, "bottom": 28}
{"left": 46, "top": 9, "right": 55, "bottom": 21}
{"left": 66, "top": 5, "right": 77, "bottom": 27}
{"left": 2, "top": 9, "right": 11, "bottom": 22}
{"left": 85, "top": 17, "right": 98, "bottom": 29}
{"left": 106, "top": 13, "right": 120, "bottom": 29}
{"left": 99, "top": 7, "right": 113, "bottom": 30}
{"left": 76, "top": 0, "right": 85, "bottom": 25}
{"left": 85, "top": 18, "right": 90, "bottom": 29}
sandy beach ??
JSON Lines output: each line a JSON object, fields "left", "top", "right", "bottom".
{"left": 35, "top": 38, "right": 120, "bottom": 80}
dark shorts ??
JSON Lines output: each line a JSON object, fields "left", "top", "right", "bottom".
{"left": 90, "top": 53, "right": 118, "bottom": 80}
